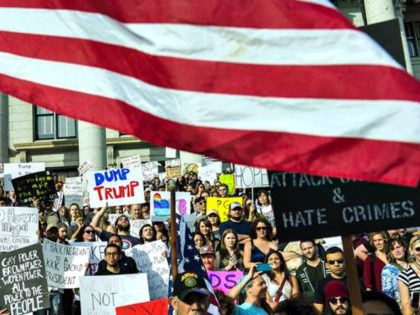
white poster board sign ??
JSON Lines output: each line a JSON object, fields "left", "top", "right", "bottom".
{"left": 234, "top": 165, "right": 269, "bottom": 188}
{"left": 87, "top": 168, "right": 145, "bottom": 208}
{"left": 125, "top": 241, "right": 169, "bottom": 300}
{"left": 4, "top": 163, "right": 45, "bottom": 179}
{"left": 71, "top": 241, "right": 107, "bottom": 275}
{"left": 0, "top": 207, "right": 38, "bottom": 252}
{"left": 64, "top": 177, "right": 84, "bottom": 208}
{"left": 119, "top": 155, "right": 141, "bottom": 169}
{"left": 78, "top": 160, "right": 93, "bottom": 176}
{"left": 130, "top": 219, "right": 152, "bottom": 238}
{"left": 43, "top": 239, "right": 90, "bottom": 288}
{"left": 80, "top": 273, "right": 149, "bottom": 315}
{"left": 150, "top": 191, "right": 191, "bottom": 220}
{"left": 142, "top": 161, "right": 159, "bottom": 182}
{"left": 198, "top": 162, "right": 222, "bottom": 184}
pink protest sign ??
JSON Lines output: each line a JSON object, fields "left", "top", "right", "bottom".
{"left": 208, "top": 271, "right": 243, "bottom": 295}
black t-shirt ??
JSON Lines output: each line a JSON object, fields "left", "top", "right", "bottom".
{"left": 94, "top": 268, "right": 127, "bottom": 276}
{"left": 97, "top": 253, "right": 139, "bottom": 274}
{"left": 306, "top": 263, "right": 325, "bottom": 288}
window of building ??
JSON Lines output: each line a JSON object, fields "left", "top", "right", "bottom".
{"left": 405, "top": 21, "right": 420, "bottom": 58}
{"left": 34, "top": 106, "right": 77, "bottom": 140}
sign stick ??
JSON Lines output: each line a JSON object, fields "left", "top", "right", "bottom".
{"left": 170, "top": 187, "right": 178, "bottom": 277}
{"left": 341, "top": 235, "right": 363, "bottom": 315}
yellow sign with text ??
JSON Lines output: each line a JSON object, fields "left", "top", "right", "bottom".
{"left": 206, "top": 197, "right": 243, "bottom": 222}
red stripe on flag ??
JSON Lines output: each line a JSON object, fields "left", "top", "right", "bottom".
{"left": 0, "top": 73, "right": 418, "bottom": 186}
{"left": 1, "top": 32, "right": 419, "bottom": 101}
{"left": 0, "top": 0, "right": 354, "bottom": 29}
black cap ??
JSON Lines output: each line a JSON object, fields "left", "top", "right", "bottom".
{"left": 173, "top": 272, "right": 210, "bottom": 301}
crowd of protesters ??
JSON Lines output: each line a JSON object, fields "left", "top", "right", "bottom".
{"left": 0, "top": 167, "right": 418, "bottom": 315}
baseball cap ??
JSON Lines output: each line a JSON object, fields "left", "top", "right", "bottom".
{"left": 229, "top": 202, "right": 242, "bottom": 211}
{"left": 173, "top": 272, "right": 210, "bottom": 301}
{"left": 206, "top": 209, "right": 218, "bottom": 217}
{"left": 199, "top": 245, "right": 215, "bottom": 256}
{"left": 325, "top": 280, "right": 349, "bottom": 300}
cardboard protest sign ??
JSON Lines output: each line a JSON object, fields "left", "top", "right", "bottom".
{"left": 0, "top": 207, "right": 38, "bottom": 252}
{"left": 142, "top": 161, "right": 159, "bottom": 182}
{"left": 4, "top": 163, "right": 45, "bottom": 179}
{"left": 125, "top": 241, "right": 169, "bottom": 300}
{"left": 269, "top": 171, "right": 420, "bottom": 242}
{"left": 80, "top": 273, "right": 149, "bottom": 315}
{"left": 198, "top": 162, "right": 222, "bottom": 184}
{"left": 150, "top": 191, "right": 191, "bottom": 220}
{"left": 87, "top": 168, "right": 145, "bottom": 208}
{"left": 119, "top": 155, "right": 142, "bottom": 169}
{"left": 206, "top": 197, "right": 243, "bottom": 222}
{"left": 219, "top": 173, "right": 235, "bottom": 195}
{"left": 0, "top": 243, "right": 49, "bottom": 315}
{"left": 43, "top": 239, "right": 90, "bottom": 288}
{"left": 234, "top": 165, "right": 269, "bottom": 188}
{"left": 64, "top": 177, "right": 84, "bottom": 208}
{"left": 71, "top": 241, "right": 107, "bottom": 275}
{"left": 13, "top": 171, "right": 57, "bottom": 205}
{"left": 116, "top": 298, "right": 168, "bottom": 315}
{"left": 208, "top": 271, "right": 243, "bottom": 295}
{"left": 165, "top": 159, "right": 181, "bottom": 179}
{"left": 182, "top": 162, "right": 201, "bottom": 174}
{"left": 130, "top": 219, "right": 152, "bottom": 238}
{"left": 78, "top": 160, "right": 93, "bottom": 176}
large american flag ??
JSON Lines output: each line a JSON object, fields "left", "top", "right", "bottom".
{"left": 0, "top": 0, "right": 419, "bottom": 186}
{"left": 168, "top": 214, "right": 220, "bottom": 314}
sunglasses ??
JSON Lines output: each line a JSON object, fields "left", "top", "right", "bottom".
{"left": 256, "top": 227, "right": 267, "bottom": 231}
{"left": 327, "top": 259, "right": 344, "bottom": 265}
{"left": 84, "top": 230, "right": 95, "bottom": 234}
{"left": 329, "top": 297, "right": 349, "bottom": 305}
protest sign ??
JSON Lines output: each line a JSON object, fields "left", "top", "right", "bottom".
{"left": 71, "top": 241, "right": 107, "bottom": 275}
{"left": 78, "top": 160, "right": 93, "bottom": 176}
{"left": 43, "top": 239, "right": 90, "bottom": 288}
{"left": 208, "top": 271, "right": 243, "bottom": 295}
{"left": 125, "top": 241, "right": 169, "bottom": 300}
{"left": 80, "top": 273, "right": 149, "bottom": 315}
{"left": 219, "top": 173, "right": 235, "bottom": 195}
{"left": 53, "top": 191, "right": 64, "bottom": 211}
{"left": 0, "top": 207, "right": 38, "bottom": 252}
{"left": 150, "top": 191, "right": 191, "bottom": 220}
{"left": 269, "top": 171, "right": 420, "bottom": 242}
{"left": 182, "top": 162, "right": 201, "bottom": 174}
{"left": 116, "top": 298, "right": 168, "bottom": 315}
{"left": 234, "top": 165, "right": 269, "bottom": 188}
{"left": 198, "top": 162, "right": 222, "bottom": 184}
{"left": 108, "top": 213, "right": 123, "bottom": 226}
{"left": 87, "top": 168, "right": 145, "bottom": 208}
{"left": 4, "top": 163, "right": 45, "bottom": 179}
{"left": 165, "top": 159, "right": 181, "bottom": 179}
{"left": 0, "top": 243, "right": 49, "bottom": 315}
{"left": 142, "top": 161, "right": 159, "bottom": 182}
{"left": 130, "top": 219, "right": 152, "bottom": 238}
{"left": 63, "top": 177, "right": 84, "bottom": 208}
{"left": 119, "top": 155, "right": 142, "bottom": 169}
{"left": 3, "top": 174, "right": 14, "bottom": 191}
{"left": 12, "top": 171, "right": 56, "bottom": 205}
{"left": 206, "top": 197, "right": 243, "bottom": 222}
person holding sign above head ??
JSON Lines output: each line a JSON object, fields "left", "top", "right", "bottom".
{"left": 219, "top": 202, "right": 251, "bottom": 247}
{"left": 313, "top": 247, "right": 348, "bottom": 315}
{"left": 92, "top": 204, "right": 140, "bottom": 250}
{"left": 169, "top": 271, "right": 211, "bottom": 315}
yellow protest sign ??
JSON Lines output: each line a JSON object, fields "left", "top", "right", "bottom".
{"left": 219, "top": 173, "right": 235, "bottom": 195}
{"left": 206, "top": 197, "right": 243, "bottom": 222}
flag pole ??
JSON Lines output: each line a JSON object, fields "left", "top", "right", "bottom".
{"left": 341, "top": 235, "right": 363, "bottom": 315}
{"left": 169, "top": 182, "right": 178, "bottom": 277}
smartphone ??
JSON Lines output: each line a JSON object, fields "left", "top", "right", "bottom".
{"left": 411, "top": 292, "right": 420, "bottom": 309}
{"left": 256, "top": 263, "right": 272, "bottom": 272}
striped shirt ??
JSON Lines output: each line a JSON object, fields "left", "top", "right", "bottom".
{"left": 398, "top": 265, "right": 420, "bottom": 293}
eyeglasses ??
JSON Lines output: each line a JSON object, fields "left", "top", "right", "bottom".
{"left": 327, "top": 259, "right": 344, "bottom": 265}
{"left": 84, "top": 230, "right": 95, "bottom": 234}
{"left": 329, "top": 297, "right": 349, "bottom": 305}
{"left": 198, "top": 201, "right": 206, "bottom": 205}
{"left": 105, "top": 252, "right": 119, "bottom": 257}
{"left": 256, "top": 227, "right": 267, "bottom": 231}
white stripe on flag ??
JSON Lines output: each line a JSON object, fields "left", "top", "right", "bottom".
{"left": 0, "top": 8, "right": 400, "bottom": 67}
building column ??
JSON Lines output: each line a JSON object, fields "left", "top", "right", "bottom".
{"left": 364, "top": 0, "right": 413, "bottom": 73}
{"left": 78, "top": 121, "right": 106, "bottom": 170}
{"left": 0, "top": 95, "right": 9, "bottom": 163}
